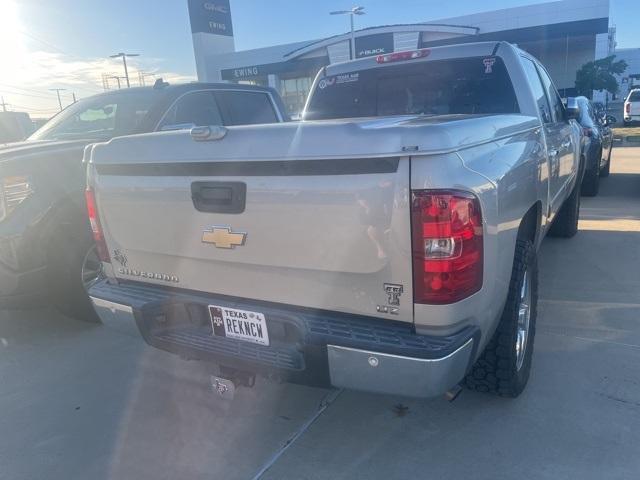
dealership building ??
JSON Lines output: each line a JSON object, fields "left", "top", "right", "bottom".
{"left": 188, "top": 0, "right": 615, "bottom": 115}
{"left": 614, "top": 48, "right": 640, "bottom": 98}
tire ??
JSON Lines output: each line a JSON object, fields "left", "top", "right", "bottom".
{"left": 581, "top": 158, "right": 600, "bottom": 197}
{"left": 548, "top": 177, "right": 580, "bottom": 238}
{"left": 599, "top": 148, "right": 611, "bottom": 177}
{"left": 464, "top": 239, "right": 538, "bottom": 397}
{"left": 46, "top": 228, "right": 102, "bottom": 323}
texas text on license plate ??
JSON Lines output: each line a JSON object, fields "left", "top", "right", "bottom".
{"left": 209, "top": 305, "right": 270, "bottom": 346}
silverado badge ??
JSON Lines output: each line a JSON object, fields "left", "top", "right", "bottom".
{"left": 202, "top": 226, "right": 247, "bottom": 249}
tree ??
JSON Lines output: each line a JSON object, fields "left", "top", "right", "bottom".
{"left": 574, "top": 55, "right": 628, "bottom": 98}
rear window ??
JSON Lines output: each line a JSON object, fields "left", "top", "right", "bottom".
{"left": 304, "top": 56, "right": 519, "bottom": 120}
{"left": 628, "top": 90, "right": 640, "bottom": 102}
{"left": 214, "top": 91, "right": 279, "bottom": 125}
{"left": 159, "top": 91, "right": 223, "bottom": 128}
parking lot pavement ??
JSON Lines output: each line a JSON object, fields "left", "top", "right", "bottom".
{"left": 1, "top": 148, "right": 639, "bottom": 480}
{"left": 0, "top": 307, "right": 332, "bottom": 480}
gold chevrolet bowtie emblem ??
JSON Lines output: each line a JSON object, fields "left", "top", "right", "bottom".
{"left": 202, "top": 226, "right": 247, "bottom": 249}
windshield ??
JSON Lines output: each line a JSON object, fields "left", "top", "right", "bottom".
{"left": 29, "top": 90, "right": 159, "bottom": 141}
{"left": 304, "top": 56, "right": 519, "bottom": 120}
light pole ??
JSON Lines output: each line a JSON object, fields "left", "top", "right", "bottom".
{"left": 108, "top": 76, "right": 125, "bottom": 89}
{"left": 109, "top": 52, "right": 140, "bottom": 88}
{"left": 49, "top": 88, "right": 66, "bottom": 111}
{"left": 138, "top": 71, "right": 156, "bottom": 87}
{"left": 330, "top": 6, "right": 365, "bottom": 60}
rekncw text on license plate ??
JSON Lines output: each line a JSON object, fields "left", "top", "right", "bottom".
{"left": 209, "top": 305, "right": 270, "bottom": 346}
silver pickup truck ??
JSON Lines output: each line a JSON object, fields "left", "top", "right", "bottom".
{"left": 86, "top": 42, "right": 584, "bottom": 399}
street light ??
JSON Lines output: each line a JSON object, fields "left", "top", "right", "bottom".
{"left": 109, "top": 52, "right": 140, "bottom": 88}
{"left": 330, "top": 6, "right": 365, "bottom": 60}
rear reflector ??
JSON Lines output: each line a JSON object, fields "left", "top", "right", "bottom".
{"left": 85, "top": 187, "right": 110, "bottom": 263}
{"left": 376, "top": 49, "right": 430, "bottom": 64}
{"left": 411, "top": 190, "right": 483, "bottom": 304}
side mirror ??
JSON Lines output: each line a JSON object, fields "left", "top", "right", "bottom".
{"left": 605, "top": 115, "right": 617, "bottom": 126}
{"left": 565, "top": 97, "right": 580, "bottom": 120}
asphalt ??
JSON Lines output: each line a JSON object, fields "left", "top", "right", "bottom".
{"left": 1, "top": 147, "right": 639, "bottom": 480}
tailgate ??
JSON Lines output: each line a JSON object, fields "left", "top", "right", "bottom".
{"left": 94, "top": 145, "right": 413, "bottom": 322}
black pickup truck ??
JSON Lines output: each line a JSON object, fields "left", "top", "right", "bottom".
{"left": 0, "top": 81, "right": 287, "bottom": 319}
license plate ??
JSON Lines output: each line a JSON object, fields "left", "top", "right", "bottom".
{"left": 209, "top": 305, "right": 270, "bottom": 346}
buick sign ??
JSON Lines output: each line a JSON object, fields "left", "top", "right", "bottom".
{"left": 355, "top": 33, "right": 394, "bottom": 59}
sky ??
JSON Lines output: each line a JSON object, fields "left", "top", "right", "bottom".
{"left": 0, "top": 0, "right": 636, "bottom": 117}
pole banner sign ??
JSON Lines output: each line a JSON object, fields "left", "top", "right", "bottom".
{"left": 188, "top": 0, "right": 233, "bottom": 36}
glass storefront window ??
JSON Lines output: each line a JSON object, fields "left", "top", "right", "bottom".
{"left": 279, "top": 76, "right": 312, "bottom": 117}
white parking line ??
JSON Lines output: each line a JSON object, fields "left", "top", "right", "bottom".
{"left": 538, "top": 330, "right": 640, "bottom": 350}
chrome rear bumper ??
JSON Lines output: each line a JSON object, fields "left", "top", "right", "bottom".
{"left": 89, "top": 296, "right": 139, "bottom": 337}
{"left": 89, "top": 279, "right": 478, "bottom": 397}
{"left": 328, "top": 339, "right": 474, "bottom": 398}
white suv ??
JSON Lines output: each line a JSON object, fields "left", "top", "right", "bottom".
{"left": 624, "top": 89, "right": 640, "bottom": 126}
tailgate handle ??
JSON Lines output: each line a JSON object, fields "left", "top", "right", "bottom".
{"left": 191, "top": 181, "right": 246, "bottom": 214}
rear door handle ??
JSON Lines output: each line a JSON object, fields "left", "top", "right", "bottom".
{"left": 191, "top": 181, "right": 246, "bottom": 214}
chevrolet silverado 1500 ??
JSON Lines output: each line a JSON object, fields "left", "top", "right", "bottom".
{"left": 86, "top": 42, "right": 584, "bottom": 398}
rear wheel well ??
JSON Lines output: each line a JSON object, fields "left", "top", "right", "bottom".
{"left": 518, "top": 203, "right": 541, "bottom": 246}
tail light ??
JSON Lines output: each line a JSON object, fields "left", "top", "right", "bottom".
{"left": 411, "top": 190, "right": 483, "bottom": 304}
{"left": 376, "top": 48, "right": 430, "bottom": 64}
{"left": 85, "top": 187, "right": 110, "bottom": 263}
{"left": 626, "top": 103, "right": 631, "bottom": 114}
{"left": 583, "top": 127, "right": 593, "bottom": 137}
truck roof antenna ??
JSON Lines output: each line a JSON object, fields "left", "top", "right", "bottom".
{"left": 153, "top": 78, "right": 170, "bottom": 89}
